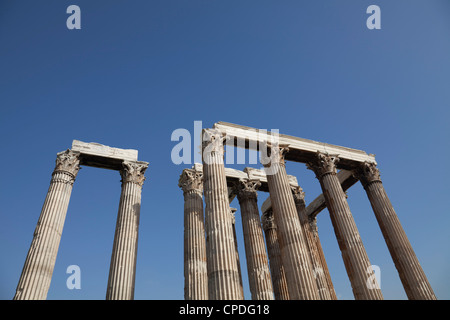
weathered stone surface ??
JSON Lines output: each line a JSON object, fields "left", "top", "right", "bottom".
{"left": 106, "top": 161, "right": 148, "bottom": 300}
{"left": 202, "top": 129, "right": 242, "bottom": 300}
{"left": 213, "top": 122, "right": 376, "bottom": 169}
{"left": 179, "top": 168, "right": 208, "bottom": 300}
{"left": 356, "top": 162, "right": 437, "bottom": 300}
{"left": 261, "top": 209, "right": 289, "bottom": 300}
{"left": 291, "top": 186, "right": 336, "bottom": 300}
{"left": 262, "top": 144, "right": 319, "bottom": 300}
{"left": 234, "top": 179, "right": 274, "bottom": 300}
{"left": 14, "top": 150, "right": 81, "bottom": 300}
{"left": 72, "top": 140, "right": 138, "bottom": 162}
{"left": 307, "top": 152, "right": 383, "bottom": 300}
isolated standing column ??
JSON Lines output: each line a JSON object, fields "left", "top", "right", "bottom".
{"left": 262, "top": 144, "right": 319, "bottom": 300}
{"left": 14, "top": 149, "right": 81, "bottom": 300}
{"left": 235, "top": 179, "right": 274, "bottom": 300}
{"left": 291, "top": 186, "right": 335, "bottom": 300}
{"left": 261, "top": 209, "right": 290, "bottom": 300}
{"left": 179, "top": 168, "right": 208, "bottom": 300}
{"left": 202, "top": 129, "right": 242, "bottom": 300}
{"left": 106, "top": 160, "right": 148, "bottom": 300}
{"left": 307, "top": 152, "right": 383, "bottom": 300}
{"left": 357, "top": 162, "right": 436, "bottom": 300}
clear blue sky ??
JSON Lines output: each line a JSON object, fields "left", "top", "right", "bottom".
{"left": 1, "top": 0, "right": 449, "bottom": 300}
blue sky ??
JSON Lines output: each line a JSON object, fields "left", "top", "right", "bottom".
{"left": 0, "top": 0, "right": 449, "bottom": 300}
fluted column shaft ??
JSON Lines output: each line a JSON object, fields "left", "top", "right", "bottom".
{"left": 309, "top": 217, "right": 338, "bottom": 300}
{"left": 358, "top": 163, "right": 436, "bottom": 300}
{"left": 235, "top": 179, "right": 274, "bottom": 300}
{"left": 106, "top": 161, "right": 148, "bottom": 300}
{"left": 202, "top": 129, "right": 241, "bottom": 300}
{"left": 14, "top": 150, "right": 80, "bottom": 300}
{"left": 292, "top": 186, "right": 335, "bottom": 300}
{"left": 262, "top": 145, "right": 319, "bottom": 300}
{"left": 261, "top": 210, "right": 290, "bottom": 300}
{"left": 179, "top": 168, "right": 208, "bottom": 300}
{"left": 230, "top": 208, "right": 245, "bottom": 300}
{"left": 307, "top": 152, "right": 383, "bottom": 300}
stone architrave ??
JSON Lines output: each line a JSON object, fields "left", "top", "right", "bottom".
{"left": 202, "top": 129, "right": 242, "bottom": 300}
{"left": 307, "top": 152, "right": 383, "bottom": 300}
{"left": 14, "top": 150, "right": 81, "bottom": 300}
{"left": 106, "top": 160, "right": 148, "bottom": 300}
{"left": 234, "top": 179, "right": 274, "bottom": 300}
{"left": 262, "top": 143, "right": 319, "bottom": 300}
{"left": 179, "top": 168, "right": 208, "bottom": 300}
{"left": 261, "top": 209, "right": 290, "bottom": 300}
{"left": 357, "top": 162, "right": 436, "bottom": 300}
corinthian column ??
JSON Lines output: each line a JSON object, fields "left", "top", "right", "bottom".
{"left": 179, "top": 168, "right": 208, "bottom": 300}
{"left": 357, "top": 162, "right": 436, "bottom": 300}
{"left": 202, "top": 129, "right": 241, "bottom": 300}
{"left": 261, "top": 209, "right": 289, "bottom": 300}
{"left": 291, "top": 186, "right": 335, "bottom": 300}
{"left": 308, "top": 217, "right": 338, "bottom": 300}
{"left": 234, "top": 179, "right": 274, "bottom": 300}
{"left": 14, "top": 149, "right": 81, "bottom": 300}
{"left": 307, "top": 152, "right": 383, "bottom": 300}
{"left": 106, "top": 160, "right": 148, "bottom": 300}
{"left": 230, "top": 208, "right": 245, "bottom": 300}
{"left": 262, "top": 144, "right": 319, "bottom": 300}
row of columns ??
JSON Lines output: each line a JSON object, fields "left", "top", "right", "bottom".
{"left": 14, "top": 149, "right": 148, "bottom": 300}
{"left": 181, "top": 129, "right": 436, "bottom": 300}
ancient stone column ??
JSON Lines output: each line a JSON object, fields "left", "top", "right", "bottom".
{"left": 179, "top": 168, "right": 208, "bottom": 300}
{"left": 202, "top": 129, "right": 241, "bottom": 300}
{"left": 230, "top": 208, "right": 245, "bottom": 300}
{"left": 14, "top": 149, "right": 81, "bottom": 300}
{"left": 262, "top": 144, "right": 319, "bottom": 300}
{"left": 307, "top": 152, "right": 383, "bottom": 300}
{"left": 106, "top": 160, "right": 148, "bottom": 300}
{"left": 291, "top": 186, "right": 335, "bottom": 300}
{"left": 235, "top": 179, "right": 274, "bottom": 300}
{"left": 308, "top": 217, "right": 338, "bottom": 300}
{"left": 261, "top": 209, "right": 289, "bottom": 300}
{"left": 357, "top": 162, "right": 436, "bottom": 300}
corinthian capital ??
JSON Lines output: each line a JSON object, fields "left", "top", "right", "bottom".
{"left": 291, "top": 186, "right": 305, "bottom": 205}
{"left": 54, "top": 149, "right": 81, "bottom": 177}
{"left": 120, "top": 161, "right": 148, "bottom": 186}
{"left": 178, "top": 168, "right": 203, "bottom": 195}
{"left": 260, "top": 142, "right": 289, "bottom": 168}
{"left": 234, "top": 179, "right": 261, "bottom": 202}
{"left": 306, "top": 152, "right": 340, "bottom": 179}
{"left": 201, "top": 129, "right": 226, "bottom": 163}
{"left": 261, "top": 209, "right": 276, "bottom": 231}
{"left": 357, "top": 162, "right": 381, "bottom": 188}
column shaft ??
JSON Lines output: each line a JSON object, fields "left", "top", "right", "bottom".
{"left": 262, "top": 210, "right": 290, "bottom": 300}
{"left": 235, "top": 179, "right": 274, "bottom": 300}
{"left": 309, "top": 218, "right": 338, "bottom": 300}
{"left": 358, "top": 163, "right": 436, "bottom": 300}
{"left": 14, "top": 149, "right": 80, "bottom": 300}
{"left": 292, "top": 186, "right": 335, "bottom": 300}
{"left": 179, "top": 169, "right": 208, "bottom": 300}
{"left": 308, "top": 152, "right": 383, "bottom": 300}
{"left": 106, "top": 161, "right": 148, "bottom": 300}
{"left": 230, "top": 208, "right": 245, "bottom": 300}
{"left": 202, "top": 129, "right": 241, "bottom": 300}
{"left": 263, "top": 145, "right": 319, "bottom": 300}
